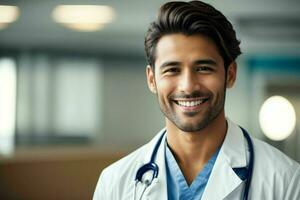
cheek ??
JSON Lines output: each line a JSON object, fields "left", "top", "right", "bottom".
{"left": 156, "top": 79, "right": 176, "bottom": 104}
{"left": 204, "top": 76, "right": 226, "bottom": 93}
{"left": 156, "top": 78, "right": 174, "bottom": 94}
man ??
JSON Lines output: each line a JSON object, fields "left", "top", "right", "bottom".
{"left": 93, "top": 1, "right": 300, "bottom": 199}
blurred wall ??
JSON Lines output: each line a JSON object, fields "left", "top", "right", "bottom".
{"left": 98, "top": 57, "right": 164, "bottom": 147}
{"left": 0, "top": 147, "right": 126, "bottom": 200}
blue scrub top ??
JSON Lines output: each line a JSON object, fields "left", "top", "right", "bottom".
{"left": 165, "top": 141, "right": 220, "bottom": 200}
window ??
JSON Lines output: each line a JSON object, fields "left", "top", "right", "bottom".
{"left": 0, "top": 58, "right": 17, "bottom": 155}
{"left": 16, "top": 53, "right": 103, "bottom": 145}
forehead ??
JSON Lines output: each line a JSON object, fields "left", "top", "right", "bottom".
{"left": 155, "top": 34, "right": 223, "bottom": 67}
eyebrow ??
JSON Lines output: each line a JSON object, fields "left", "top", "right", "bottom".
{"left": 159, "top": 61, "right": 181, "bottom": 70}
{"left": 194, "top": 59, "right": 217, "bottom": 66}
{"left": 158, "top": 59, "right": 217, "bottom": 70}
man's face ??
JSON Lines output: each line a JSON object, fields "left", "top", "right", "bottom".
{"left": 146, "top": 34, "right": 236, "bottom": 132}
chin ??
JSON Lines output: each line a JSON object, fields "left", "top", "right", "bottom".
{"left": 176, "top": 122, "right": 209, "bottom": 133}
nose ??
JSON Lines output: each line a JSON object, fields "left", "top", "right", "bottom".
{"left": 178, "top": 70, "right": 200, "bottom": 94}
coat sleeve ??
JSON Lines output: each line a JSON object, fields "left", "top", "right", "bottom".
{"left": 284, "top": 165, "right": 300, "bottom": 200}
{"left": 93, "top": 171, "right": 107, "bottom": 200}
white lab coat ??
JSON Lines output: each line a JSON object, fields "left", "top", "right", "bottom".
{"left": 93, "top": 119, "right": 300, "bottom": 200}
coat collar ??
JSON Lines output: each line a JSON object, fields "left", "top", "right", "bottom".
{"left": 141, "top": 119, "right": 248, "bottom": 200}
{"left": 221, "top": 119, "right": 248, "bottom": 168}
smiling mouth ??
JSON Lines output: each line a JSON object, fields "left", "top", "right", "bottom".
{"left": 174, "top": 98, "right": 209, "bottom": 107}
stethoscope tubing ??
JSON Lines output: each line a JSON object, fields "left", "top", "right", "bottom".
{"left": 241, "top": 127, "right": 254, "bottom": 200}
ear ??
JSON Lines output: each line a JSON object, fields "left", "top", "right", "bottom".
{"left": 146, "top": 65, "right": 157, "bottom": 93}
{"left": 226, "top": 62, "right": 237, "bottom": 88}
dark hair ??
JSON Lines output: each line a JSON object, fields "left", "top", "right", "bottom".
{"left": 144, "top": 1, "right": 241, "bottom": 70}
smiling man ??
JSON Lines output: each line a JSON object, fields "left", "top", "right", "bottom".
{"left": 93, "top": 1, "right": 300, "bottom": 200}
{"left": 146, "top": 33, "right": 235, "bottom": 188}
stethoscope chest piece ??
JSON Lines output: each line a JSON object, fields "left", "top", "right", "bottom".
{"left": 135, "top": 162, "right": 159, "bottom": 185}
{"left": 134, "top": 163, "right": 159, "bottom": 200}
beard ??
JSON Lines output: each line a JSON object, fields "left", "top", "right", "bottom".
{"left": 157, "top": 86, "right": 226, "bottom": 133}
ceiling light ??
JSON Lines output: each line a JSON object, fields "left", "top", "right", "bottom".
{"left": 52, "top": 5, "right": 115, "bottom": 32}
{"left": 0, "top": 5, "right": 20, "bottom": 30}
{"left": 259, "top": 96, "right": 296, "bottom": 141}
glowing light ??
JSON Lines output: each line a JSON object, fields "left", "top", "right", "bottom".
{"left": 52, "top": 5, "right": 115, "bottom": 32}
{"left": 0, "top": 5, "right": 19, "bottom": 29}
{"left": 0, "top": 58, "right": 17, "bottom": 155}
{"left": 259, "top": 96, "right": 296, "bottom": 141}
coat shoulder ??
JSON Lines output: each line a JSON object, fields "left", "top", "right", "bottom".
{"left": 252, "top": 138, "right": 299, "bottom": 172}
{"left": 250, "top": 138, "right": 300, "bottom": 199}
{"left": 93, "top": 130, "right": 166, "bottom": 200}
{"left": 93, "top": 143, "right": 149, "bottom": 199}
{"left": 101, "top": 143, "right": 148, "bottom": 183}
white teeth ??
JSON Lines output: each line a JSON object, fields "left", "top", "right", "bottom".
{"left": 177, "top": 100, "right": 204, "bottom": 107}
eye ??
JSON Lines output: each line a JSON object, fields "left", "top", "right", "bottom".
{"left": 195, "top": 66, "right": 213, "bottom": 73}
{"left": 163, "top": 67, "right": 180, "bottom": 74}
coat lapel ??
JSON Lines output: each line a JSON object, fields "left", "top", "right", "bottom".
{"left": 201, "top": 119, "right": 248, "bottom": 200}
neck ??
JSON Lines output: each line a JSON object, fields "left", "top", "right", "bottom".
{"left": 166, "top": 111, "right": 227, "bottom": 185}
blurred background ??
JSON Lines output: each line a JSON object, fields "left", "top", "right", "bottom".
{"left": 0, "top": 0, "right": 299, "bottom": 199}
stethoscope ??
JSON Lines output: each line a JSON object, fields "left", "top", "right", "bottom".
{"left": 134, "top": 127, "right": 254, "bottom": 200}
